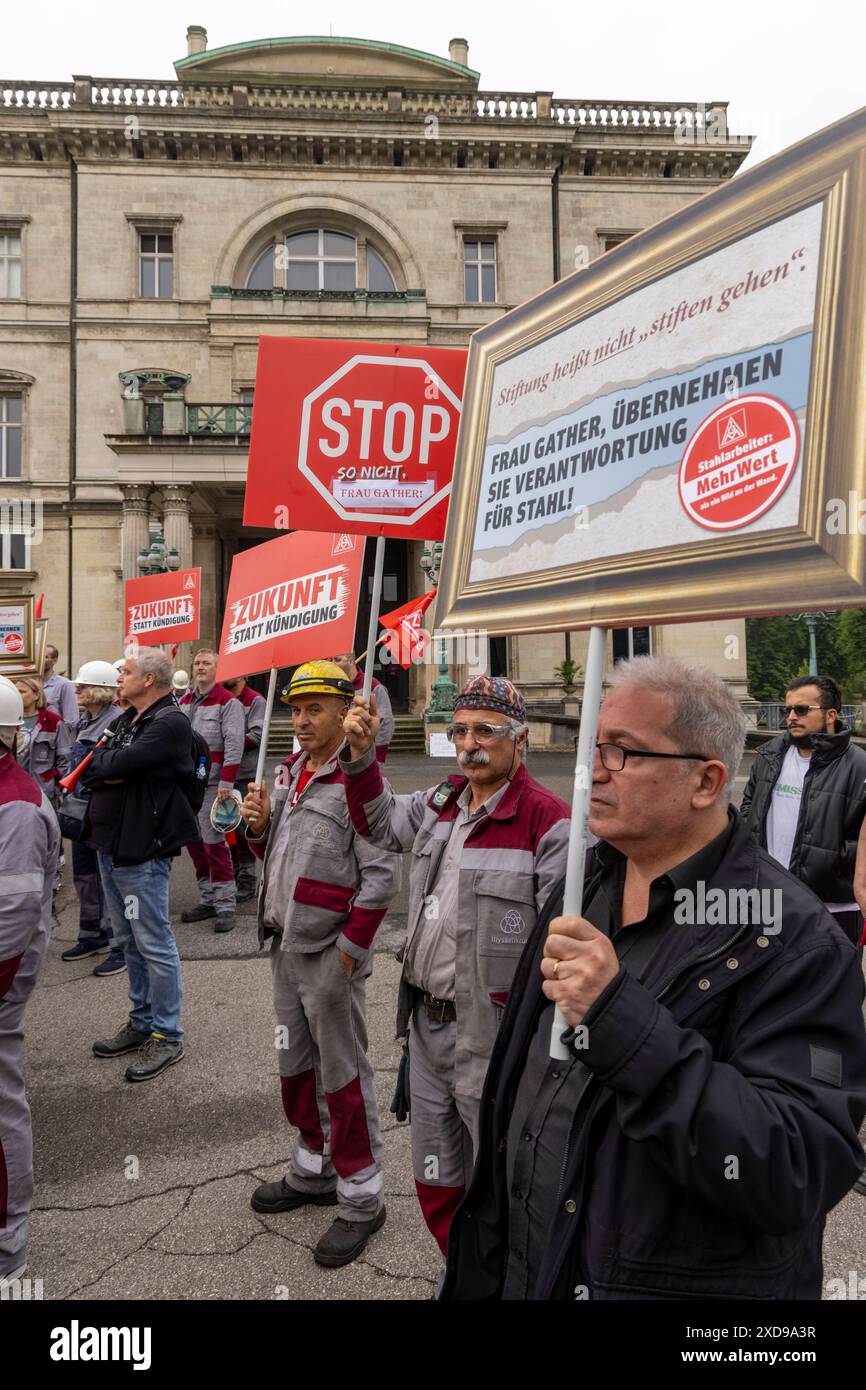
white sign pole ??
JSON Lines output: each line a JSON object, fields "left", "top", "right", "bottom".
{"left": 361, "top": 535, "right": 386, "bottom": 703}
{"left": 253, "top": 667, "right": 279, "bottom": 788}
{"left": 549, "top": 624, "right": 607, "bottom": 1061}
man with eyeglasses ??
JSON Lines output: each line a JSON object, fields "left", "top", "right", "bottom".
{"left": 740, "top": 674, "right": 866, "bottom": 948}
{"left": 439, "top": 656, "right": 866, "bottom": 1301}
{"left": 341, "top": 675, "right": 570, "bottom": 1257}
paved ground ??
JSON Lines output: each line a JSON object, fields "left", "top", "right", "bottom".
{"left": 24, "top": 749, "right": 865, "bottom": 1301}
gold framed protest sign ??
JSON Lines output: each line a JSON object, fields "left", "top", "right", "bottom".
{"left": 0, "top": 594, "right": 37, "bottom": 674}
{"left": 436, "top": 106, "right": 866, "bottom": 636}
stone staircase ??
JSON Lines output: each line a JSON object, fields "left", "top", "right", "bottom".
{"left": 266, "top": 713, "right": 426, "bottom": 758}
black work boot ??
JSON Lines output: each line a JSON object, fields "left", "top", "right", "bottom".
{"left": 250, "top": 1177, "right": 338, "bottom": 1215}
{"left": 181, "top": 904, "right": 216, "bottom": 923}
{"left": 313, "top": 1206, "right": 387, "bottom": 1267}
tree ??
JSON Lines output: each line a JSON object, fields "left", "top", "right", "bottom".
{"left": 745, "top": 616, "right": 805, "bottom": 701}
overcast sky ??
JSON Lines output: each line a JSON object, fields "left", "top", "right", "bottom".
{"left": 4, "top": 0, "right": 864, "bottom": 170}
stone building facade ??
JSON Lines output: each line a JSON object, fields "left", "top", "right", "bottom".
{"left": 0, "top": 29, "right": 752, "bottom": 714}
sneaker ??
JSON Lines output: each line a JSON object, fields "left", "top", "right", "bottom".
{"left": 61, "top": 939, "right": 109, "bottom": 962}
{"left": 214, "top": 914, "right": 236, "bottom": 934}
{"left": 180, "top": 904, "right": 216, "bottom": 923}
{"left": 124, "top": 1035, "right": 184, "bottom": 1083}
{"left": 313, "top": 1206, "right": 387, "bottom": 1268}
{"left": 92, "top": 1020, "right": 151, "bottom": 1058}
{"left": 236, "top": 872, "right": 257, "bottom": 903}
{"left": 93, "top": 951, "right": 127, "bottom": 978}
{"left": 250, "top": 1177, "right": 338, "bottom": 1215}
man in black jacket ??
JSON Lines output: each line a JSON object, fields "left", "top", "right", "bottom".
{"left": 740, "top": 674, "right": 866, "bottom": 947}
{"left": 82, "top": 648, "right": 199, "bottom": 1083}
{"left": 441, "top": 656, "right": 866, "bottom": 1301}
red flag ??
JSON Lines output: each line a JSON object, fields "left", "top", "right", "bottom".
{"left": 378, "top": 589, "right": 436, "bottom": 669}
{"left": 35, "top": 593, "right": 44, "bottom": 619}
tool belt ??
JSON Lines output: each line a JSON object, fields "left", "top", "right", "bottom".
{"left": 420, "top": 991, "right": 456, "bottom": 1024}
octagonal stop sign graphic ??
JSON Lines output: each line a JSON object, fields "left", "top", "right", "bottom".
{"left": 244, "top": 337, "right": 468, "bottom": 539}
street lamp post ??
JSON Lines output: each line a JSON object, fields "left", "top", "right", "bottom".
{"left": 420, "top": 540, "right": 457, "bottom": 721}
{"left": 137, "top": 531, "right": 181, "bottom": 576}
{"left": 794, "top": 611, "right": 828, "bottom": 677}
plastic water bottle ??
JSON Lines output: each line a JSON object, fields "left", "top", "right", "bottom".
{"left": 195, "top": 754, "right": 208, "bottom": 782}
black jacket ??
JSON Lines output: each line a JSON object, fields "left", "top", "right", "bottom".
{"left": 441, "top": 819, "right": 866, "bottom": 1301}
{"left": 82, "top": 694, "right": 199, "bottom": 865}
{"left": 739, "top": 722, "right": 866, "bottom": 904}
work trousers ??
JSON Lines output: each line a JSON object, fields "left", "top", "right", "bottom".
{"left": 0, "top": 913, "right": 49, "bottom": 1278}
{"left": 270, "top": 937, "right": 383, "bottom": 1224}
{"left": 409, "top": 1005, "right": 480, "bottom": 1256}
{"left": 186, "top": 787, "right": 236, "bottom": 914}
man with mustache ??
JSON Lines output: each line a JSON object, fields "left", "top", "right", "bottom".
{"left": 740, "top": 674, "right": 866, "bottom": 948}
{"left": 341, "top": 675, "right": 570, "bottom": 1257}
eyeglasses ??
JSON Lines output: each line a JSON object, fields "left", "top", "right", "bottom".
{"left": 446, "top": 722, "right": 515, "bottom": 744}
{"left": 784, "top": 704, "right": 827, "bottom": 717}
{"left": 595, "top": 742, "right": 710, "bottom": 771}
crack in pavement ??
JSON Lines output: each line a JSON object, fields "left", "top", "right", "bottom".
{"left": 34, "top": 1163, "right": 281, "bottom": 1214}
{"left": 63, "top": 1187, "right": 193, "bottom": 1298}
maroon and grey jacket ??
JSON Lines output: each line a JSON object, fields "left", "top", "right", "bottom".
{"left": 17, "top": 707, "right": 71, "bottom": 810}
{"left": 340, "top": 745, "right": 571, "bottom": 1101}
{"left": 229, "top": 683, "right": 267, "bottom": 786}
{"left": 0, "top": 751, "right": 61, "bottom": 1000}
{"left": 247, "top": 743, "right": 400, "bottom": 962}
{"left": 179, "top": 684, "right": 245, "bottom": 790}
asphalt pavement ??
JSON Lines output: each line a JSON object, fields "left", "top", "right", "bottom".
{"left": 23, "top": 747, "right": 866, "bottom": 1301}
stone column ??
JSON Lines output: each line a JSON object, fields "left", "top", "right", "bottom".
{"left": 163, "top": 484, "right": 194, "bottom": 569}
{"left": 120, "top": 485, "right": 151, "bottom": 581}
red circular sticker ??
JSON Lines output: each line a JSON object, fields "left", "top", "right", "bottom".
{"left": 678, "top": 394, "right": 799, "bottom": 531}
{"left": 3, "top": 632, "right": 23, "bottom": 653}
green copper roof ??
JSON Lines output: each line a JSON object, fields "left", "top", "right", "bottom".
{"left": 175, "top": 34, "right": 479, "bottom": 79}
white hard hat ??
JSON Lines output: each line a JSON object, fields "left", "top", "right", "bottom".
{"left": 113, "top": 658, "right": 126, "bottom": 671}
{"left": 210, "top": 788, "right": 243, "bottom": 835}
{"left": 73, "top": 660, "right": 120, "bottom": 688}
{"left": 172, "top": 670, "right": 190, "bottom": 691}
{"left": 0, "top": 675, "right": 24, "bottom": 727}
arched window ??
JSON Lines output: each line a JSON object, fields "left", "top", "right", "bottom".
{"left": 245, "top": 228, "right": 397, "bottom": 293}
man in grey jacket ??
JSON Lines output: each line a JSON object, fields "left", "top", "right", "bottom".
{"left": 342, "top": 674, "right": 571, "bottom": 1256}
{"left": 179, "top": 650, "right": 245, "bottom": 931}
{"left": 0, "top": 675, "right": 61, "bottom": 1282}
{"left": 241, "top": 660, "right": 400, "bottom": 1269}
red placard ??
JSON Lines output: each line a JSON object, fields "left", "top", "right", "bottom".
{"left": 244, "top": 337, "right": 467, "bottom": 539}
{"left": 216, "top": 531, "right": 364, "bottom": 682}
{"left": 125, "top": 568, "right": 201, "bottom": 647}
{"left": 678, "top": 395, "right": 800, "bottom": 532}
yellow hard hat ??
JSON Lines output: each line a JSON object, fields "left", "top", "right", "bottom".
{"left": 281, "top": 660, "right": 355, "bottom": 704}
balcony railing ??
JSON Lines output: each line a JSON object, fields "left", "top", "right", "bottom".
{"left": 187, "top": 404, "right": 251, "bottom": 436}
{"left": 0, "top": 78, "right": 733, "bottom": 137}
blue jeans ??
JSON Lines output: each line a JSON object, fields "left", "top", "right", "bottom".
{"left": 97, "top": 853, "right": 184, "bottom": 1042}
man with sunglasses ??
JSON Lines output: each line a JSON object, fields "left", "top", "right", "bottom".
{"left": 439, "top": 657, "right": 866, "bottom": 1301}
{"left": 740, "top": 674, "right": 866, "bottom": 948}
{"left": 341, "top": 675, "right": 570, "bottom": 1258}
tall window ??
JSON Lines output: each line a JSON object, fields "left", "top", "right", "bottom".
{"left": 601, "top": 232, "right": 636, "bottom": 253}
{"left": 464, "top": 239, "right": 497, "bottom": 303}
{"left": 246, "top": 231, "right": 396, "bottom": 293}
{"left": 0, "top": 232, "right": 21, "bottom": 299}
{"left": 0, "top": 394, "right": 22, "bottom": 478}
{"left": 139, "top": 232, "right": 173, "bottom": 298}
{"left": 612, "top": 626, "right": 651, "bottom": 663}
{"left": 0, "top": 530, "right": 29, "bottom": 569}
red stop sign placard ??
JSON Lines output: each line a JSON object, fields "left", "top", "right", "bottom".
{"left": 244, "top": 337, "right": 467, "bottom": 539}
{"left": 678, "top": 394, "right": 800, "bottom": 531}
